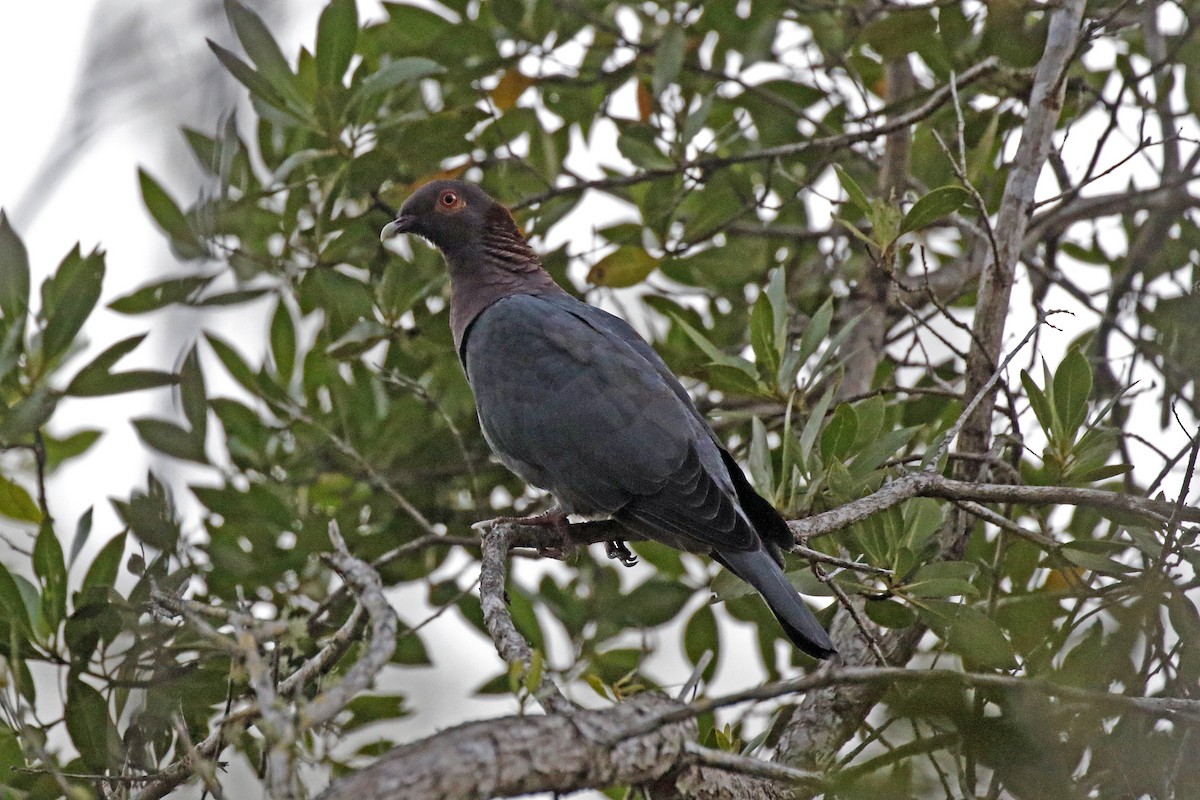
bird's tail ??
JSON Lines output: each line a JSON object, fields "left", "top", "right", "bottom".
{"left": 717, "top": 548, "right": 837, "bottom": 659}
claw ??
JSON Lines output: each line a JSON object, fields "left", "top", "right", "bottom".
{"left": 605, "top": 540, "right": 638, "bottom": 568}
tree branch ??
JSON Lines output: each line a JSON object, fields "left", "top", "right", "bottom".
{"left": 511, "top": 58, "right": 1000, "bottom": 210}
{"left": 316, "top": 693, "right": 698, "bottom": 800}
{"left": 957, "top": 0, "right": 1085, "bottom": 468}
{"left": 478, "top": 522, "right": 574, "bottom": 713}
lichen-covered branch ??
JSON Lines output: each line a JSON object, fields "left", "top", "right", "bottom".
{"left": 478, "top": 521, "right": 574, "bottom": 713}
{"left": 316, "top": 694, "right": 698, "bottom": 800}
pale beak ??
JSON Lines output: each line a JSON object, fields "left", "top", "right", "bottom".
{"left": 380, "top": 214, "right": 415, "bottom": 241}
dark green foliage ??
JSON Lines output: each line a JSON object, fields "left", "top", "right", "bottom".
{"left": 0, "top": 1, "right": 1195, "bottom": 797}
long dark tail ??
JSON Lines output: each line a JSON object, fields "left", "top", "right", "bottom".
{"left": 717, "top": 547, "right": 837, "bottom": 659}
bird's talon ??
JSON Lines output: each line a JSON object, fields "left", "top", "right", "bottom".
{"left": 605, "top": 540, "right": 638, "bottom": 568}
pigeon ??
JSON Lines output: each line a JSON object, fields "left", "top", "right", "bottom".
{"left": 381, "top": 180, "right": 836, "bottom": 659}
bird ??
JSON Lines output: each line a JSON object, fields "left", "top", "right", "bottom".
{"left": 381, "top": 179, "right": 837, "bottom": 659}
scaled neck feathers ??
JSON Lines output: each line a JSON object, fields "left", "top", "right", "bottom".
{"left": 447, "top": 204, "right": 566, "bottom": 353}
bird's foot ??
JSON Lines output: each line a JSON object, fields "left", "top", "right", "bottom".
{"left": 480, "top": 507, "right": 572, "bottom": 559}
{"left": 605, "top": 540, "right": 638, "bottom": 568}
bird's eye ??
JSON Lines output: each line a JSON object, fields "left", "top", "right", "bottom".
{"left": 440, "top": 191, "right": 458, "bottom": 207}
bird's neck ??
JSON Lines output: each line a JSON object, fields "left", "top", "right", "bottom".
{"left": 445, "top": 203, "right": 569, "bottom": 352}
{"left": 445, "top": 250, "right": 566, "bottom": 353}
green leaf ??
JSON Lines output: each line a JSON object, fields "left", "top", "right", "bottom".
{"left": 652, "top": 25, "right": 687, "bottom": 97}
{"left": 315, "top": 0, "right": 357, "bottom": 87}
{"left": 114, "top": 474, "right": 180, "bottom": 552}
{"left": 66, "top": 369, "right": 177, "bottom": 397}
{"left": 270, "top": 300, "right": 297, "bottom": 384}
{"left": 65, "top": 678, "right": 120, "bottom": 772}
{"left": 833, "top": 165, "right": 870, "bottom": 217}
{"left": 132, "top": 418, "right": 208, "bottom": 464}
{"left": 749, "top": 291, "right": 780, "bottom": 384}
{"left": 864, "top": 8, "right": 937, "bottom": 59}
{"left": 0, "top": 210, "right": 30, "bottom": 325}
{"left": 82, "top": 533, "right": 127, "bottom": 593}
{"left": 1053, "top": 348, "right": 1092, "bottom": 439}
{"left": 705, "top": 363, "right": 766, "bottom": 396}
{"left": 40, "top": 245, "right": 105, "bottom": 362}
{"left": 64, "top": 335, "right": 177, "bottom": 397}
{"left": 798, "top": 386, "right": 836, "bottom": 469}
{"left": 13, "top": 573, "right": 45, "bottom": 644}
{"left": 137, "top": 170, "right": 202, "bottom": 257}
{"left": 670, "top": 314, "right": 758, "bottom": 375}
{"left": 0, "top": 388, "right": 57, "bottom": 442}
{"left": 223, "top": 0, "right": 297, "bottom": 97}
{"left": 392, "top": 631, "right": 431, "bottom": 665}
{"left": 33, "top": 522, "right": 66, "bottom": 630}
{"left": 68, "top": 507, "right": 94, "bottom": 567}
{"left": 617, "top": 129, "right": 673, "bottom": 170}
{"left": 902, "top": 498, "right": 944, "bottom": 552}
{"left": 711, "top": 567, "right": 756, "bottom": 602}
{"left": 865, "top": 598, "right": 917, "bottom": 628}
{"left": 179, "top": 346, "right": 208, "bottom": 442}
{"left": 205, "top": 332, "right": 261, "bottom": 397}
{"left": 765, "top": 268, "right": 788, "bottom": 356}
{"left": 1075, "top": 462, "right": 1132, "bottom": 483}
{"left": 356, "top": 57, "right": 445, "bottom": 101}
{"left": 343, "top": 694, "right": 408, "bottom": 730}
{"left": 619, "top": 578, "right": 692, "bottom": 627}
{"left": 899, "top": 186, "right": 970, "bottom": 235}
{"left": 0, "top": 474, "right": 41, "bottom": 523}
{"left": 326, "top": 318, "right": 390, "bottom": 359}
{"left": 586, "top": 246, "right": 659, "bottom": 288}
{"left": 848, "top": 425, "right": 919, "bottom": 478}
{"left": 43, "top": 424, "right": 100, "bottom": 470}
{"left": 749, "top": 417, "right": 774, "bottom": 494}
{"left": 207, "top": 39, "right": 307, "bottom": 124}
{"left": 1060, "top": 542, "right": 1136, "bottom": 575}
{"left": 0, "top": 560, "right": 32, "bottom": 638}
{"left": 684, "top": 603, "right": 719, "bottom": 682}
{"left": 919, "top": 599, "right": 1018, "bottom": 669}
{"left": 821, "top": 403, "right": 859, "bottom": 462}
{"left": 796, "top": 297, "right": 833, "bottom": 365}
{"left": 904, "top": 562, "right": 979, "bottom": 598}
{"left": 192, "top": 288, "right": 271, "bottom": 307}
{"left": 1020, "top": 368, "right": 1057, "bottom": 438}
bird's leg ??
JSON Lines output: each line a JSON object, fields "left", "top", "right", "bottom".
{"left": 605, "top": 540, "right": 638, "bottom": 568}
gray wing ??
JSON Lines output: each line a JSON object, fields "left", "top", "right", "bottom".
{"left": 463, "top": 294, "right": 756, "bottom": 553}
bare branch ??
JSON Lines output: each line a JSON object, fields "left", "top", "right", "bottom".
{"left": 616, "top": 665, "right": 1200, "bottom": 745}
{"left": 303, "top": 521, "right": 398, "bottom": 729}
{"left": 478, "top": 521, "right": 574, "bottom": 713}
{"left": 316, "top": 693, "right": 697, "bottom": 800}
{"left": 958, "top": 0, "right": 1086, "bottom": 466}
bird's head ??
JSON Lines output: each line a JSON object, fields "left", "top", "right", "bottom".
{"left": 380, "top": 179, "right": 498, "bottom": 254}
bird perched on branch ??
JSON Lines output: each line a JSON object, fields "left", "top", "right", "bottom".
{"left": 382, "top": 180, "right": 836, "bottom": 659}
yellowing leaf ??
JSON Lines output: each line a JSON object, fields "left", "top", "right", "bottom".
{"left": 636, "top": 80, "right": 653, "bottom": 122}
{"left": 587, "top": 246, "right": 659, "bottom": 288}
{"left": 490, "top": 69, "right": 536, "bottom": 111}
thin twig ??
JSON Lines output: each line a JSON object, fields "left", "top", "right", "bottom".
{"left": 304, "top": 522, "right": 399, "bottom": 729}
{"left": 682, "top": 741, "right": 824, "bottom": 786}
{"left": 812, "top": 563, "right": 888, "bottom": 666}
{"left": 610, "top": 664, "right": 1200, "bottom": 745}
{"left": 789, "top": 544, "right": 893, "bottom": 577}
{"left": 513, "top": 58, "right": 1001, "bottom": 209}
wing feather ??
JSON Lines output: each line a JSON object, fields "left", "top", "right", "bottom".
{"left": 464, "top": 294, "right": 756, "bottom": 552}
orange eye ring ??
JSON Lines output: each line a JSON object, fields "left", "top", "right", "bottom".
{"left": 440, "top": 191, "right": 458, "bottom": 206}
